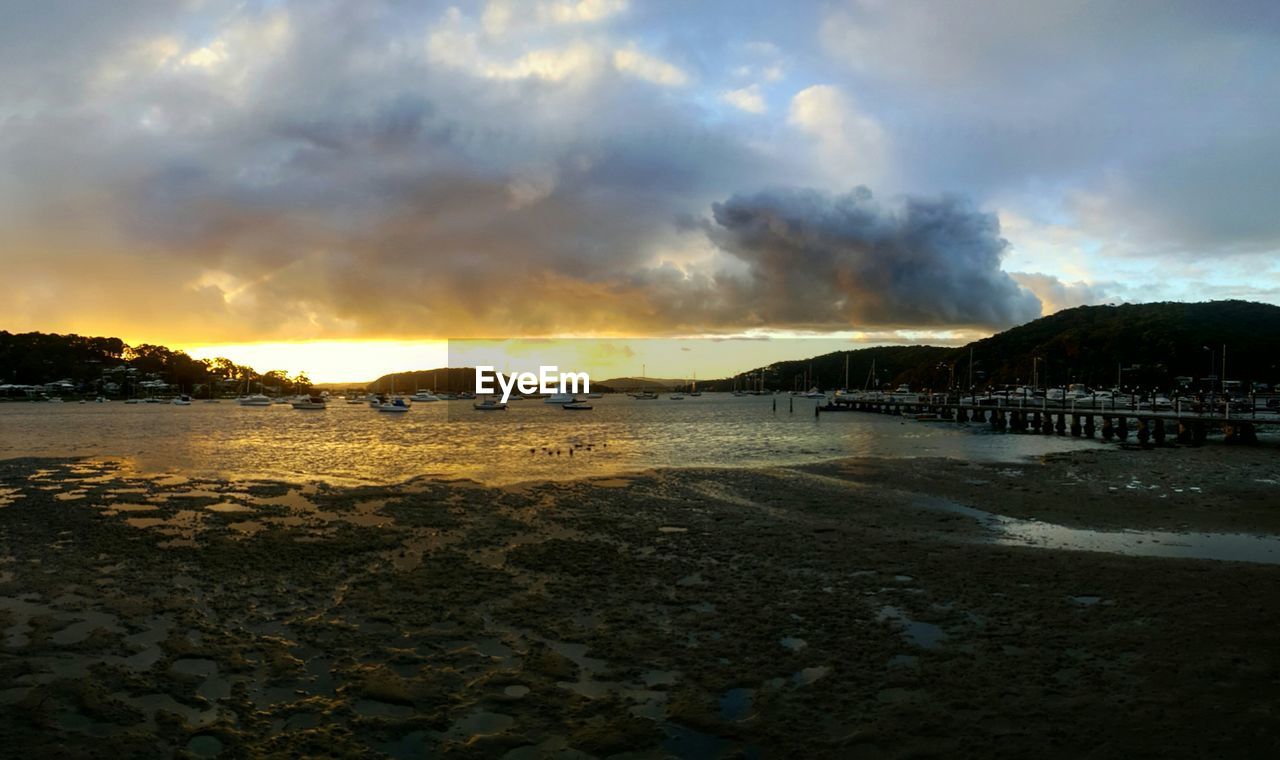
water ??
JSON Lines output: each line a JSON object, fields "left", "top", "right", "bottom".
{"left": 916, "top": 496, "right": 1280, "bottom": 565}
{"left": 0, "top": 395, "right": 1096, "bottom": 486}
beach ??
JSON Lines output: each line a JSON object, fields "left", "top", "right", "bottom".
{"left": 2, "top": 447, "right": 1279, "bottom": 757}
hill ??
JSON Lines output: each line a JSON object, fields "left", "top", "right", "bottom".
{"left": 701, "top": 345, "right": 953, "bottom": 392}
{"left": 718, "top": 300, "right": 1280, "bottom": 392}
{"left": 915, "top": 300, "right": 1280, "bottom": 391}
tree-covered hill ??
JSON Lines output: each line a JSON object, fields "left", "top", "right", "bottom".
{"left": 720, "top": 300, "right": 1280, "bottom": 392}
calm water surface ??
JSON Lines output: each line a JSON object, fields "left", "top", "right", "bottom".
{"left": 0, "top": 394, "right": 1097, "bottom": 486}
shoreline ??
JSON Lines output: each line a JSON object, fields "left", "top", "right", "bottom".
{"left": 2, "top": 448, "right": 1278, "bottom": 756}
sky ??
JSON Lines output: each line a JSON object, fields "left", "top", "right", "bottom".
{"left": 3, "top": 1, "right": 1278, "bottom": 381}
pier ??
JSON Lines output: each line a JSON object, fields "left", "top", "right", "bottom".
{"left": 819, "top": 394, "right": 1280, "bottom": 445}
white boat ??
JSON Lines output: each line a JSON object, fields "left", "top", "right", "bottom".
{"left": 545, "top": 393, "right": 577, "bottom": 404}
{"left": 630, "top": 391, "right": 659, "bottom": 400}
{"left": 237, "top": 394, "right": 272, "bottom": 407}
{"left": 668, "top": 394, "right": 684, "bottom": 400}
{"left": 171, "top": 394, "right": 192, "bottom": 406}
{"left": 291, "top": 395, "right": 327, "bottom": 410}
{"left": 410, "top": 390, "right": 440, "bottom": 402}
{"left": 801, "top": 387, "right": 826, "bottom": 399}
{"left": 123, "top": 399, "right": 139, "bottom": 405}
{"left": 473, "top": 399, "right": 507, "bottom": 411}
{"left": 376, "top": 398, "right": 411, "bottom": 413}
{"left": 95, "top": 397, "right": 107, "bottom": 403}
{"left": 562, "top": 401, "right": 593, "bottom": 410}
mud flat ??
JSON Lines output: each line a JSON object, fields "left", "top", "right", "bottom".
{"left": 1, "top": 450, "right": 1278, "bottom": 757}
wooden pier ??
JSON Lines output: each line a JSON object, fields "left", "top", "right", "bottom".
{"left": 818, "top": 395, "right": 1280, "bottom": 445}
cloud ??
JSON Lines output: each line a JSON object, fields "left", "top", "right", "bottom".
{"left": 0, "top": 0, "right": 1276, "bottom": 346}
{"left": 1008, "top": 272, "right": 1111, "bottom": 315}
{"left": 697, "top": 186, "right": 1043, "bottom": 329}
{"left": 818, "top": 0, "right": 1280, "bottom": 254}
{"left": 612, "top": 46, "right": 688, "bottom": 87}
{"left": 722, "top": 84, "right": 765, "bottom": 114}
{"left": 483, "top": 0, "right": 629, "bottom": 35}
{"left": 787, "top": 85, "right": 887, "bottom": 186}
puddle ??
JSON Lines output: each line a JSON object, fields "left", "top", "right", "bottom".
{"left": 878, "top": 606, "right": 947, "bottom": 649}
{"left": 1070, "top": 595, "right": 1104, "bottom": 606}
{"left": 105, "top": 503, "right": 159, "bottom": 513}
{"left": 915, "top": 496, "right": 1280, "bottom": 565}
{"left": 792, "top": 665, "right": 830, "bottom": 686}
{"left": 780, "top": 636, "right": 807, "bottom": 652}
{"left": 206, "top": 503, "right": 252, "bottom": 513}
{"left": 187, "top": 735, "right": 223, "bottom": 757}
{"left": 719, "top": 687, "right": 753, "bottom": 721}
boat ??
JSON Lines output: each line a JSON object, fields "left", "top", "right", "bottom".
{"left": 668, "top": 394, "right": 684, "bottom": 400}
{"left": 376, "top": 398, "right": 411, "bottom": 413}
{"left": 562, "top": 401, "right": 593, "bottom": 410}
{"left": 410, "top": 390, "right": 440, "bottom": 402}
{"left": 545, "top": 393, "right": 577, "bottom": 404}
{"left": 345, "top": 395, "right": 365, "bottom": 404}
{"left": 171, "top": 394, "right": 192, "bottom": 406}
{"left": 123, "top": 399, "right": 139, "bottom": 405}
{"left": 473, "top": 399, "right": 507, "bottom": 411}
{"left": 95, "top": 397, "right": 107, "bottom": 403}
{"left": 237, "top": 394, "right": 272, "bottom": 407}
{"left": 291, "top": 395, "right": 327, "bottom": 410}
{"left": 801, "top": 387, "right": 826, "bottom": 399}
{"left": 629, "top": 365, "right": 659, "bottom": 400}
{"left": 584, "top": 392, "right": 603, "bottom": 399}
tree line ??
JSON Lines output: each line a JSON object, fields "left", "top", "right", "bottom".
{"left": 0, "top": 331, "right": 311, "bottom": 397}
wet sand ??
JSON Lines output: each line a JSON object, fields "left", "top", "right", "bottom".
{"left": 1, "top": 449, "right": 1278, "bottom": 757}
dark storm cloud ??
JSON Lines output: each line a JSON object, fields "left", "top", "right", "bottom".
{"left": 701, "top": 187, "right": 1042, "bottom": 328}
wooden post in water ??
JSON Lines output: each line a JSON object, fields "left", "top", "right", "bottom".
{"left": 1070, "top": 414, "right": 1082, "bottom": 437}
{"left": 1084, "top": 415, "right": 1096, "bottom": 438}
{"left": 1055, "top": 413, "right": 1066, "bottom": 435}
{"left": 1137, "top": 418, "right": 1150, "bottom": 445}
{"left": 1116, "top": 416, "right": 1130, "bottom": 442}
{"left": 1154, "top": 418, "right": 1166, "bottom": 445}
{"left": 1102, "top": 416, "right": 1114, "bottom": 440}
